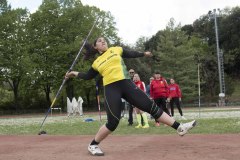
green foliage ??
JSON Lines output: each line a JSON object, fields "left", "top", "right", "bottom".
{"left": 191, "top": 6, "right": 240, "bottom": 91}
{"left": 0, "top": 0, "right": 119, "bottom": 111}
{"left": 222, "top": 7, "right": 240, "bottom": 78}
{"left": 146, "top": 19, "right": 208, "bottom": 101}
{"left": 0, "top": 7, "right": 30, "bottom": 109}
{"left": 0, "top": 0, "right": 10, "bottom": 14}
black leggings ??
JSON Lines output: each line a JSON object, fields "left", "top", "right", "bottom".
{"left": 104, "top": 79, "right": 163, "bottom": 131}
{"left": 170, "top": 97, "right": 183, "bottom": 116}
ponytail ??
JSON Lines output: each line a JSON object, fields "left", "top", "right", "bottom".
{"left": 83, "top": 42, "right": 98, "bottom": 60}
{"left": 83, "top": 37, "right": 106, "bottom": 60}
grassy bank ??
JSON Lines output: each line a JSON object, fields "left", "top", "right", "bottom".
{"left": 0, "top": 107, "right": 240, "bottom": 135}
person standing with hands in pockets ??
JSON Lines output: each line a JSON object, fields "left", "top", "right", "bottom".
{"left": 65, "top": 37, "right": 196, "bottom": 156}
{"left": 168, "top": 78, "right": 187, "bottom": 120}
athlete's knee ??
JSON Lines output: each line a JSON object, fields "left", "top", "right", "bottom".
{"left": 105, "top": 118, "right": 120, "bottom": 131}
{"left": 150, "top": 102, "right": 163, "bottom": 119}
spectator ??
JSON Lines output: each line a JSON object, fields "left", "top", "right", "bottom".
{"left": 168, "top": 78, "right": 186, "bottom": 120}
{"left": 150, "top": 71, "right": 171, "bottom": 126}
{"left": 146, "top": 76, "right": 154, "bottom": 97}
{"left": 127, "top": 68, "right": 135, "bottom": 126}
{"left": 133, "top": 73, "right": 150, "bottom": 128}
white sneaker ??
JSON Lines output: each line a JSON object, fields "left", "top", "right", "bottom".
{"left": 88, "top": 144, "right": 104, "bottom": 156}
{"left": 181, "top": 116, "right": 187, "bottom": 120}
{"left": 177, "top": 120, "right": 196, "bottom": 136}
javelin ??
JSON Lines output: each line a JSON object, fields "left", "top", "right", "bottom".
{"left": 38, "top": 17, "right": 100, "bottom": 135}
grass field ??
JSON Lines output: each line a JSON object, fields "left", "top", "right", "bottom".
{"left": 0, "top": 107, "right": 240, "bottom": 135}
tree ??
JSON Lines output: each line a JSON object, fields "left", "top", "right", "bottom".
{"left": 191, "top": 7, "right": 238, "bottom": 98}
{"left": 220, "top": 7, "right": 240, "bottom": 79}
{"left": 181, "top": 24, "right": 194, "bottom": 38}
{"left": 26, "top": 0, "right": 65, "bottom": 107}
{"left": 0, "top": 0, "right": 10, "bottom": 14}
{"left": 26, "top": 0, "right": 120, "bottom": 109}
{"left": 144, "top": 18, "right": 211, "bottom": 101}
{"left": 0, "top": 7, "right": 30, "bottom": 110}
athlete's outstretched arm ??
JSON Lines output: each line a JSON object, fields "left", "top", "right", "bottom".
{"left": 77, "top": 67, "right": 99, "bottom": 80}
{"left": 122, "top": 48, "right": 152, "bottom": 58}
{"left": 65, "top": 67, "right": 99, "bottom": 80}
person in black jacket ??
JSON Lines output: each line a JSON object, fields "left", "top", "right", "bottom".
{"left": 127, "top": 68, "right": 135, "bottom": 126}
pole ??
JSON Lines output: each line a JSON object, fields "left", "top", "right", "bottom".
{"left": 198, "top": 63, "right": 201, "bottom": 118}
{"left": 213, "top": 9, "right": 223, "bottom": 94}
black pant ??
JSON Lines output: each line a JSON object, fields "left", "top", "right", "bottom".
{"left": 120, "top": 101, "right": 125, "bottom": 118}
{"left": 154, "top": 97, "right": 171, "bottom": 116}
{"left": 103, "top": 79, "right": 163, "bottom": 131}
{"left": 127, "top": 102, "right": 133, "bottom": 124}
{"left": 170, "top": 97, "right": 183, "bottom": 116}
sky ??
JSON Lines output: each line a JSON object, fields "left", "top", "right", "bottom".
{"left": 7, "top": 0, "right": 240, "bottom": 45}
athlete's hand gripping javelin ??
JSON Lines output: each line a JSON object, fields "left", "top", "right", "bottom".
{"left": 65, "top": 71, "right": 79, "bottom": 79}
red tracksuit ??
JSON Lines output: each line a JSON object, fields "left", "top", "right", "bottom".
{"left": 168, "top": 83, "right": 182, "bottom": 98}
{"left": 134, "top": 81, "right": 146, "bottom": 92}
{"left": 150, "top": 77, "right": 170, "bottom": 116}
{"left": 150, "top": 78, "right": 169, "bottom": 99}
{"left": 168, "top": 83, "right": 183, "bottom": 116}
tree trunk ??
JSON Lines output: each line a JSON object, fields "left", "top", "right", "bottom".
{"left": 8, "top": 78, "right": 20, "bottom": 111}
{"left": 44, "top": 84, "right": 51, "bottom": 108}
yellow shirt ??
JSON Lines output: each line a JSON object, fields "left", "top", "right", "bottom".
{"left": 92, "top": 47, "right": 130, "bottom": 86}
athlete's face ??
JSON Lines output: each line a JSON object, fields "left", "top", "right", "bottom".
{"left": 94, "top": 37, "right": 108, "bottom": 54}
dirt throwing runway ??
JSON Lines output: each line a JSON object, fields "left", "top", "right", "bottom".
{"left": 0, "top": 134, "right": 239, "bottom": 160}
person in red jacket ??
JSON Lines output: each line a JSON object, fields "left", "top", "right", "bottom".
{"left": 150, "top": 71, "right": 171, "bottom": 126}
{"left": 133, "top": 73, "right": 149, "bottom": 128}
{"left": 167, "top": 78, "right": 187, "bottom": 120}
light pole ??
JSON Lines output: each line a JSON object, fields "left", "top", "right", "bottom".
{"left": 198, "top": 62, "right": 201, "bottom": 117}
{"left": 209, "top": 9, "right": 225, "bottom": 106}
